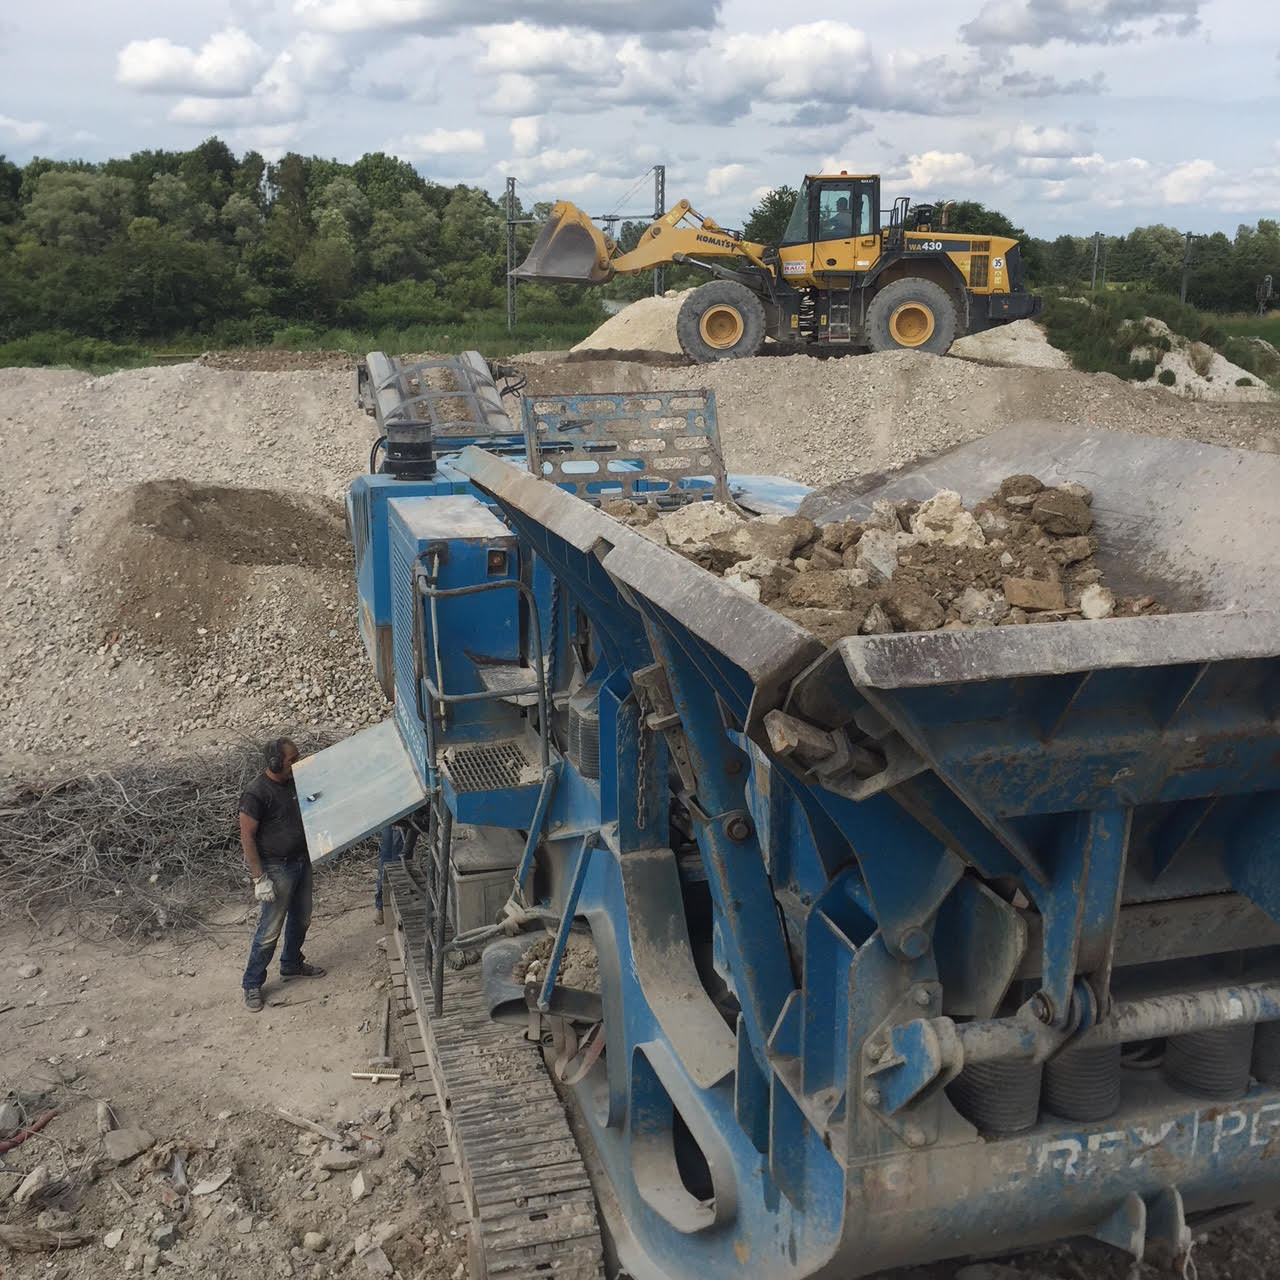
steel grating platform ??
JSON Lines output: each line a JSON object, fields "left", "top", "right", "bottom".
{"left": 443, "top": 741, "right": 538, "bottom": 794}
{"left": 387, "top": 863, "right": 605, "bottom": 1279}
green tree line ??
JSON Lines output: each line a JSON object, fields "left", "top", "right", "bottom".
{"left": 0, "top": 137, "right": 599, "bottom": 349}
{"left": 1, "top": 142, "right": 1276, "bottom": 356}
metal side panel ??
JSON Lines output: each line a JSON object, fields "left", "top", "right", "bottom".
{"left": 295, "top": 718, "right": 428, "bottom": 863}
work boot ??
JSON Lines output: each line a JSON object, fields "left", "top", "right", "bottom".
{"left": 243, "top": 987, "right": 264, "bottom": 1013}
{"left": 280, "top": 962, "right": 326, "bottom": 980}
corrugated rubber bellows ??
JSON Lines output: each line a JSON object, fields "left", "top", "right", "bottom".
{"left": 567, "top": 690, "right": 601, "bottom": 780}
{"left": 1043, "top": 1043, "right": 1122, "bottom": 1122}
{"left": 948, "top": 1060, "right": 1043, "bottom": 1135}
{"left": 1164, "top": 1025, "right": 1255, "bottom": 1099}
{"left": 1251, "top": 1021, "right": 1280, "bottom": 1085}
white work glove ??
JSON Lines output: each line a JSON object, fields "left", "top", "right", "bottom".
{"left": 253, "top": 875, "right": 276, "bottom": 904}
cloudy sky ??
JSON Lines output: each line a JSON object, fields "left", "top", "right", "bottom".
{"left": 1, "top": 0, "right": 1276, "bottom": 237}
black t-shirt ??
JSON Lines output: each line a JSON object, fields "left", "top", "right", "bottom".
{"left": 239, "top": 773, "right": 308, "bottom": 863}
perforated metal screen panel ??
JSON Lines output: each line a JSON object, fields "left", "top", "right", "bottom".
{"left": 521, "top": 390, "right": 729, "bottom": 507}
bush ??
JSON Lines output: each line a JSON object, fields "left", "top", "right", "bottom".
{"left": 1236, "top": 376, "right": 1254, "bottom": 386}
{"left": 272, "top": 323, "right": 319, "bottom": 348}
{"left": 0, "top": 330, "right": 149, "bottom": 370}
{"left": 1041, "top": 295, "right": 1164, "bottom": 381}
{"left": 1222, "top": 336, "right": 1280, "bottom": 378}
{"left": 1158, "top": 369, "right": 1177, "bottom": 386}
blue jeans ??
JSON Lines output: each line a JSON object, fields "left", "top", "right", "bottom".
{"left": 374, "top": 826, "right": 403, "bottom": 911}
{"left": 242, "top": 860, "right": 313, "bottom": 990}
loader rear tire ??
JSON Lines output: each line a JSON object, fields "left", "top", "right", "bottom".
{"left": 866, "top": 278, "right": 957, "bottom": 355}
{"left": 677, "top": 281, "right": 766, "bottom": 362}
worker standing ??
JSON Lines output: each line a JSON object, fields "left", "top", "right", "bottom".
{"left": 238, "top": 737, "right": 326, "bottom": 1012}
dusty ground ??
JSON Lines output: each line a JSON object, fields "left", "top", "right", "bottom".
{"left": 0, "top": 857, "right": 468, "bottom": 1280}
{"left": 2, "top": 344, "right": 1280, "bottom": 1279}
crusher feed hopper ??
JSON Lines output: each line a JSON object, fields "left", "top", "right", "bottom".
{"left": 297, "top": 371, "right": 1280, "bottom": 1279}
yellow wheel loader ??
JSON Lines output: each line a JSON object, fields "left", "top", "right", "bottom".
{"left": 514, "top": 173, "right": 1042, "bottom": 361}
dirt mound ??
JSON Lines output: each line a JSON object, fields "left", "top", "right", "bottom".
{"left": 571, "top": 293, "right": 686, "bottom": 355}
{"left": 516, "top": 348, "right": 1280, "bottom": 487}
{"left": 950, "top": 318, "right": 1071, "bottom": 370}
{"left": 87, "top": 481, "right": 351, "bottom": 652}
{"left": 1130, "top": 318, "right": 1274, "bottom": 402}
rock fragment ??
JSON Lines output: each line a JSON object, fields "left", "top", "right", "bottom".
{"left": 1002, "top": 578, "right": 1066, "bottom": 612}
{"left": 1079, "top": 584, "right": 1116, "bottom": 619}
{"left": 14, "top": 1165, "right": 51, "bottom": 1205}
{"left": 956, "top": 587, "right": 1010, "bottom": 627}
{"left": 883, "top": 586, "right": 945, "bottom": 632}
{"left": 911, "top": 490, "right": 986, "bottom": 548}
{"left": 659, "top": 501, "right": 744, "bottom": 547}
{"left": 103, "top": 1127, "right": 155, "bottom": 1165}
{"left": 1030, "top": 490, "right": 1093, "bottom": 536}
{"left": 786, "top": 572, "right": 855, "bottom": 611}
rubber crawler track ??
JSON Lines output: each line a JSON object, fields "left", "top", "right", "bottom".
{"left": 388, "top": 862, "right": 606, "bottom": 1280}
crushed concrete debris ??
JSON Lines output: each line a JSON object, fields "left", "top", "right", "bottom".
{"left": 609, "top": 477, "right": 1163, "bottom": 642}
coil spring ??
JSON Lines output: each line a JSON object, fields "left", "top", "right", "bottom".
{"left": 948, "top": 1060, "right": 1043, "bottom": 1135}
{"left": 567, "top": 695, "right": 600, "bottom": 780}
{"left": 1043, "top": 1043, "right": 1122, "bottom": 1122}
{"left": 1251, "top": 1021, "right": 1280, "bottom": 1085}
{"left": 1163, "top": 1025, "right": 1255, "bottom": 1099}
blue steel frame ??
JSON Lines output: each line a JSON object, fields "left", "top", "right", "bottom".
{"left": 437, "top": 445, "right": 1280, "bottom": 1280}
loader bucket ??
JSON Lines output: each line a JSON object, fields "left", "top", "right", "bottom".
{"left": 511, "top": 201, "right": 615, "bottom": 286}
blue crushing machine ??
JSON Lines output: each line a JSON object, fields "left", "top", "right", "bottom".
{"left": 296, "top": 352, "right": 1280, "bottom": 1280}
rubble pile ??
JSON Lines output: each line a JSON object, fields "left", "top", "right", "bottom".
{"left": 605, "top": 476, "right": 1163, "bottom": 645}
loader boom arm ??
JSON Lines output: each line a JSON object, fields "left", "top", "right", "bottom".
{"left": 513, "top": 198, "right": 771, "bottom": 287}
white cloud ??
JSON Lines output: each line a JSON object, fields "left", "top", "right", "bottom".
{"left": 116, "top": 27, "right": 271, "bottom": 96}
{"left": 0, "top": 114, "right": 49, "bottom": 144}
{"left": 1161, "top": 158, "right": 1218, "bottom": 203}
{"left": 169, "top": 52, "right": 305, "bottom": 126}
{"left": 286, "top": 32, "right": 349, "bottom": 90}
{"left": 294, "top": 0, "right": 720, "bottom": 35}
{"left": 963, "top": 0, "right": 1201, "bottom": 48}
{"left": 509, "top": 116, "right": 551, "bottom": 158}
{"left": 998, "top": 123, "right": 1094, "bottom": 157}
{"left": 351, "top": 39, "right": 439, "bottom": 102}
{"left": 885, "top": 150, "right": 1002, "bottom": 194}
{"left": 388, "top": 127, "right": 485, "bottom": 160}
{"left": 706, "top": 163, "right": 746, "bottom": 197}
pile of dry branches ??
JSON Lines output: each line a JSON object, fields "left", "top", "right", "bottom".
{"left": 0, "top": 746, "right": 274, "bottom": 937}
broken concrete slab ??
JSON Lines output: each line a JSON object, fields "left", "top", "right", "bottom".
{"left": 658, "top": 501, "right": 744, "bottom": 547}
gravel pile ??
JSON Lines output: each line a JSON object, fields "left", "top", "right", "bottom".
{"left": 520, "top": 348, "right": 1280, "bottom": 487}
{"left": 2, "top": 348, "right": 1275, "bottom": 783}
{"left": 608, "top": 475, "right": 1159, "bottom": 645}
{"left": 0, "top": 362, "right": 384, "bottom": 781}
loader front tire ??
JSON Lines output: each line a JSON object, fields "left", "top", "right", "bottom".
{"left": 677, "top": 281, "right": 766, "bottom": 363}
{"left": 866, "top": 278, "right": 957, "bottom": 355}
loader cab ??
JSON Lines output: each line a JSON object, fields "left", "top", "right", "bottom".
{"left": 780, "top": 175, "right": 881, "bottom": 246}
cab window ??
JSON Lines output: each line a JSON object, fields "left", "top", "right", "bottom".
{"left": 817, "top": 185, "right": 875, "bottom": 240}
{"left": 780, "top": 180, "right": 813, "bottom": 246}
